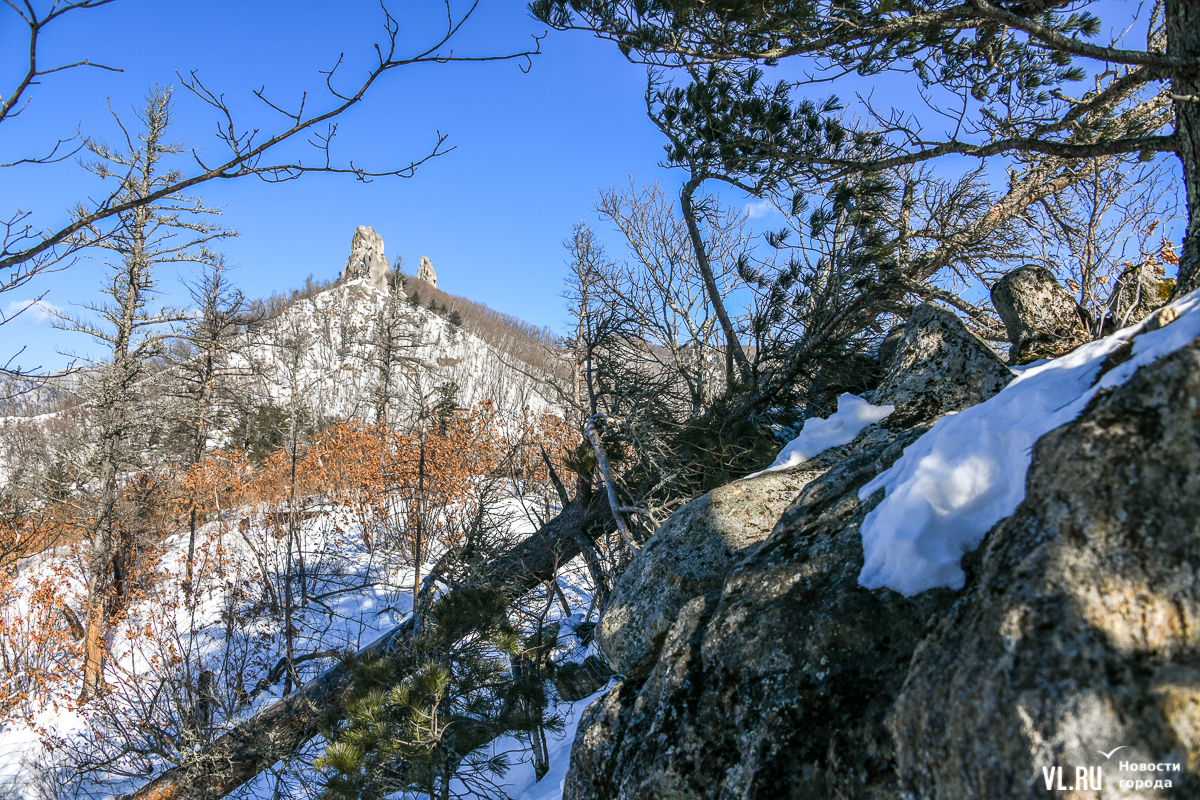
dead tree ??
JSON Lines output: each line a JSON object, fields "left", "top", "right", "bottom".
{"left": 63, "top": 87, "right": 231, "bottom": 704}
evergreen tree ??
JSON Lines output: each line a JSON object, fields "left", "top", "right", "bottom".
{"left": 535, "top": 0, "right": 1196, "bottom": 291}
{"left": 317, "top": 585, "right": 562, "bottom": 800}
{"left": 537, "top": 0, "right": 1192, "bottom": 433}
{"left": 433, "top": 381, "right": 460, "bottom": 436}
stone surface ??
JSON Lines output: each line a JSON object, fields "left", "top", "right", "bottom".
{"left": 340, "top": 225, "right": 393, "bottom": 294}
{"left": 871, "top": 303, "right": 1012, "bottom": 425}
{"left": 595, "top": 467, "right": 815, "bottom": 681}
{"left": 567, "top": 425, "right": 958, "bottom": 800}
{"left": 553, "top": 655, "right": 613, "bottom": 702}
{"left": 417, "top": 256, "right": 438, "bottom": 289}
{"left": 991, "top": 265, "right": 1088, "bottom": 363}
{"left": 1101, "top": 260, "right": 1169, "bottom": 333}
{"left": 889, "top": 335, "right": 1200, "bottom": 799}
{"left": 875, "top": 324, "right": 905, "bottom": 371}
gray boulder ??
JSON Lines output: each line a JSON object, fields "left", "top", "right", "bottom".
{"left": 596, "top": 467, "right": 816, "bottom": 682}
{"left": 566, "top": 426, "right": 958, "bottom": 800}
{"left": 872, "top": 303, "right": 1012, "bottom": 425}
{"left": 1101, "top": 260, "right": 1169, "bottom": 333}
{"left": 875, "top": 324, "right": 905, "bottom": 370}
{"left": 889, "top": 334, "right": 1200, "bottom": 799}
{"left": 991, "top": 265, "right": 1088, "bottom": 363}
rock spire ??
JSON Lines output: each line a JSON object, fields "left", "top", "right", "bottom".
{"left": 416, "top": 256, "right": 437, "bottom": 289}
{"left": 341, "top": 226, "right": 393, "bottom": 294}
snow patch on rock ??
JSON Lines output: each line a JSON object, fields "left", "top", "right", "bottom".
{"left": 756, "top": 393, "right": 894, "bottom": 477}
{"left": 858, "top": 290, "right": 1200, "bottom": 597}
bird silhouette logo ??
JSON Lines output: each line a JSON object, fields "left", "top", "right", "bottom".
{"left": 1096, "top": 746, "right": 1127, "bottom": 760}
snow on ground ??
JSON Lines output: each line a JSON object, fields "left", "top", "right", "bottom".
{"left": 0, "top": 487, "right": 598, "bottom": 799}
{"left": 751, "top": 393, "right": 894, "bottom": 478}
{"left": 503, "top": 683, "right": 613, "bottom": 800}
{"left": 858, "top": 291, "right": 1200, "bottom": 596}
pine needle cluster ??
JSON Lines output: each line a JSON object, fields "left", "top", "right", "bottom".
{"left": 317, "top": 584, "right": 563, "bottom": 800}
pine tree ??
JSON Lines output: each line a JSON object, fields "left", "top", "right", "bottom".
{"left": 370, "top": 270, "right": 420, "bottom": 427}
{"left": 317, "top": 585, "right": 562, "bottom": 800}
{"left": 535, "top": 0, "right": 1197, "bottom": 293}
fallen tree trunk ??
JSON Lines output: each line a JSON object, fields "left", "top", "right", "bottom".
{"left": 127, "top": 493, "right": 609, "bottom": 800}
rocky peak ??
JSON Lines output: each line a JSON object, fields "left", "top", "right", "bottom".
{"left": 417, "top": 255, "right": 438, "bottom": 289}
{"left": 341, "top": 225, "right": 393, "bottom": 294}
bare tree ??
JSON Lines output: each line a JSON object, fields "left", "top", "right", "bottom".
{"left": 1020, "top": 154, "right": 1180, "bottom": 333}
{"left": 596, "top": 180, "right": 752, "bottom": 415}
{"left": 169, "top": 255, "right": 255, "bottom": 589}
{"left": 57, "top": 86, "right": 233, "bottom": 703}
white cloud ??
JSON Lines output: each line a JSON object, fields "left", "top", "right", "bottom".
{"left": 745, "top": 199, "right": 779, "bottom": 219}
{"left": 5, "top": 299, "right": 62, "bottom": 325}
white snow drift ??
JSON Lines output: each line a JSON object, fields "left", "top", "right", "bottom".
{"left": 858, "top": 290, "right": 1200, "bottom": 597}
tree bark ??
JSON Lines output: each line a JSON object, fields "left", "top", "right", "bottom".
{"left": 1168, "top": 0, "right": 1200, "bottom": 295}
{"left": 78, "top": 461, "right": 117, "bottom": 703}
{"left": 126, "top": 494, "right": 609, "bottom": 800}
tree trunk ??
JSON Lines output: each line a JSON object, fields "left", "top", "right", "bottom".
{"left": 680, "top": 178, "right": 752, "bottom": 385}
{"left": 77, "top": 472, "right": 115, "bottom": 705}
{"left": 79, "top": 416, "right": 122, "bottom": 704}
{"left": 185, "top": 507, "right": 197, "bottom": 591}
{"left": 1168, "top": 0, "right": 1200, "bottom": 296}
{"left": 414, "top": 435, "right": 426, "bottom": 624}
{"left": 126, "top": 494, "right": 610, "bottom": 800}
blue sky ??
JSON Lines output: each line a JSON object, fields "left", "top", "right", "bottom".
{"left": 0, "top": 0, "right": 1181, "bottom": 373}
{"left": 0, "top": 0, "right": 684, "bottom": 371}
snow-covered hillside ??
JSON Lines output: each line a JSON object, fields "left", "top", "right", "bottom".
{"left": 0, "top": 275, "right": 588, "bottom": 800}
{"left": 0, "top": 489, "right": 604, "bottom": 799}
{"left": 233, "top": 278, "right": 558, "bottom": 429}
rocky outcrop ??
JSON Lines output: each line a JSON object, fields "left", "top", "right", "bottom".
{"left": 565, "top": 293, "right": 1200, "bottom": 800}
{"left": 596, "top": 419, "right": 912, "bottom": 684}
{"left": 872, "top": 303, "right": 1012, "bottom": 425}
{"left": 566, "top": 426, "right": 956, "bottom": 800}
{"left": 889, "top": 335, "right": 1200, "bottom": 799}
{"left": 1102, "top": 260, "right": 1170, "bottom": 332}
{"left": 875, "top": 324, "right": 905, "bottom": 370}
{"left": 341, "top": 225, "right": 393, "bottom": 294}
{"left": 991, "top": 265, "right": 1088, "bottom": 363}
{"left": 598, "top": 466, "right": 832, "bottom": 682}
{"left": 554, "top": 655, "right": 614, "bottom": 702}
{"left": 417, "top": 256, "right": 438, "bottom": 288}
